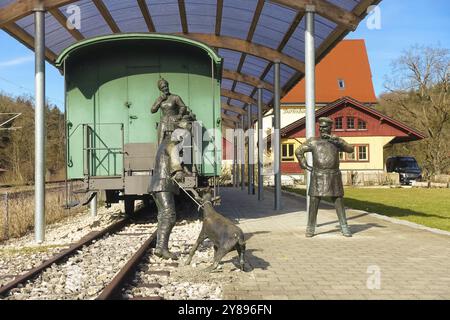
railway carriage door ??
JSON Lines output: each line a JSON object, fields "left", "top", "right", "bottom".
{"left": 94, "top": 56, "right": 128, "bottom": 177}
{"left": 126, "top": 66, "right": 160, "bottom": 143}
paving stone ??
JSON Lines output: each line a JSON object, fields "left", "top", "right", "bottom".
{"left": 217, "top": 188, "right": 450, "bottom": 300}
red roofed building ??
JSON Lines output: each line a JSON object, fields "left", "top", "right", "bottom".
{"left": 282, "top": 39, "right": 377, "bottom": 105}
{"left": 260, "top": 40, "right": 425, "bottom": 185}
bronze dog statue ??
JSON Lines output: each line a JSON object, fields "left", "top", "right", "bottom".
{"left": 185, "top": 188, "right": 246, "bottom": 272}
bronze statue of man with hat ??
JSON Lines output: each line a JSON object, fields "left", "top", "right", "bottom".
{"left": 151, "top": 78, "right": 189, "bottom": 144}
{"left": 148, "top": 117, "right": 194, "bottom": 260}
{"left": 295, "top": 117, "right": 354, "bottom": 237}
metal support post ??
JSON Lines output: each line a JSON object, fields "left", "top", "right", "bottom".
{"left": 34, "top": 8, "right": 46, "bottom": 243}
{"left": 305, "top": 7, "right": 316, "bottom": 213}
{"left": 247, "top": 106, "right": 254, "bottom": 195}
{"left": 257, "top": 87, "right": 264, "bottom": 200}
{"left": 273, "top": 60, "right": 282, "bottom": 210}
{"left": 233, "top": 131, "right": 238, "bottom": 187}
{"left": 240, "top": 116, "right": 245, "bottom": 191}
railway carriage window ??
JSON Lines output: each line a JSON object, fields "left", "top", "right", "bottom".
{"left": 334, "top": 117, "right": 343, "bottom": 130}
{"left": 282, "top": 143, "right": 295, "bottom": 161}
{"left": 347, "top": 117, "right": 355, "bottom": 129}
{"left": 358, "top": 119, "right": 367, "bottom": 130}
{"left": 339, "top": 152, "right": 345, "bottom": 160}
{"left": 358, "top": 145, "right": 368, "bottom": 161}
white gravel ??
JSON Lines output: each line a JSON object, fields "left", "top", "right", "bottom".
{"left": 4, "top": 222, "right": 156, "bottom": 300}
{"left": 0, "top": 204, "right": 125, "bottom": 288}
{"left": 124, "top": 219, "right": 245, "bottom": 300}
{"left": 1, "top": 203, "right": 248, "bottom": 300}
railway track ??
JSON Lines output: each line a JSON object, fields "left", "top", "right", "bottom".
{"left": 0, "top": 210, "right": 228, "bottom": 300}
{"left": 0, "top": 214, "right": 165, "bottom": 300}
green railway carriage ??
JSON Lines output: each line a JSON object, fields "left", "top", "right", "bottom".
{"left": 56, "top": 33, "right": 223, "bottom": 212}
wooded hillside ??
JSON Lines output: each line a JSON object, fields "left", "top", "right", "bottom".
{"left": 0, "top": 94, "right": 65, "bottom": 184}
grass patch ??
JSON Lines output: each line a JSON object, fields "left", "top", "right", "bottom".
{"left": 0, "top": 244, "right": 69, "bottom": 256}
{"left": 284, "top": 187, "right": 450, "bottom": 232}
{"left": 0, "top": 185, "right": 86, "bottom": 242}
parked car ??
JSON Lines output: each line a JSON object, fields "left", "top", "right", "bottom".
{"left": 386, "top": 156, "right": 422, "bottom": 185}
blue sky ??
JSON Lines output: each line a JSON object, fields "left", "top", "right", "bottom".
{"left": 0, "top": 0, "right": 449, "bottom": 110}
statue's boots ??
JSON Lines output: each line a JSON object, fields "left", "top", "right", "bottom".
{"left": 306, "top": 197, "right": 320, "bottom": 238}
{"left": 305, "top": 227, "right": 315, "bottom": 238}
{"left": 154, "top": 223, "right": 178, "bottom": 260}
{"left": 335, "top": 197, "right": 352, "bottom": 237}
{"left": 340, "top": 225, "right": 352, "bottom": 237}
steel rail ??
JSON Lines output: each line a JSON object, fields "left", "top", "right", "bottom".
{"left": 0, "top": 218, "right": 129, "bottom": 297}
{"left": 97, "top": 229, "right": 158, "bottom": 300}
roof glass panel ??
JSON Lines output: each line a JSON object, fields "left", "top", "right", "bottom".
{"left": 146, "top": 0, "right": 182, "bottom": 33}
{"left": 185, "top": 0, "right": 216, "bottom": 34}
{"left": 263, "top": 63, "right": 296, "bottom": 87}
{"left": 222, "top": 79, "right": 234, "bottom": 90}
{"left": 234, "top": 82, "right": 255, "bottom": 96}
{"left": 43, "top": 14, "right": 77, "bottom": 54}
{"left": 0, "top": 0, "right": 14, "bottom": 8}
{"left": 15, "top": 14, "right": 34, "bottom": 37}
{"left": 220, "top": 0, "right": 258, "bottom": 39}
{"left": 103, "top": 0, "right": 148, "bottom": 32}
{"left": 261, "top": 89, "right": 272, "bottom": 104}
{"left": 252, "top": 1, "right": 296, "bottom": 50}
{"left": 241, "top": 54, "right": 269, "bottom": 79}
{"left": 59, "top": 0, "right": 112, "bottom": 38}
{"left": 15, "top": 12, "right": 76, "bottom": 55}
{"left": 229, "top": 99, "right": 245, "bottom": 107}
{"left": 281, "top": 14, "right": 332, "bottom": 62}
{"left": 281, "top": 17, "right": 305, "bottom": 62}
{"left": 218, "top": 49, "right": 242, "bottom": 71}
{"left": 326, "top": 0, "right": 360, "bottom": 11}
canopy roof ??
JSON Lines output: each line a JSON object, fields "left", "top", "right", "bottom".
{"left": 0, "top": 0, "right": 381, "bottom": 122}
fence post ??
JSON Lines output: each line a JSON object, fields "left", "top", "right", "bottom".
{"left": 3, "top": 192, "right": 8, "bottom": 240}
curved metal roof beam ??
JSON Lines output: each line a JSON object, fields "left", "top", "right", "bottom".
{"left": 221, "top": 103, "right": 246, "bottom": 116}
{"left": 2, "top": 22, "right": 57, "bottom": 61}
{"left": 221, "top": 89, "right": 257, "bottom": 107}
{"left": 270, "top": 0, "right": 360, "bottom": 30}
{"left": 0, "top": 0, "right": 77, "bottom": 27}
{"left": 222, "top": 69, "right": 274, "bottom": 92}
{"left": 179, "top": 33, "right": 305, "bottom": 73}
{"left": 221, "top": 113, "right": 240, "bottom": 123}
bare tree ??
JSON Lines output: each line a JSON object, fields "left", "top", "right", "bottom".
{"left": 383, "top": 45, "right": 450, "bottom": 177}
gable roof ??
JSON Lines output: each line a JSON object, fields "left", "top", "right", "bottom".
{"left": 277, "top": 96, "right": 426, "bottom": 143}
{"left": 282, "top": 39, "right": 377, "bottom": 104}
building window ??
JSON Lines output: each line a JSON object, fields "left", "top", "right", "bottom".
{"left": 338, "top": 79, "right": 345, "bottom": 90}
{"left": 282, "top": 143, "right": 295, "bottom": 161}
{"left": 358, "top": 119, "right": 367, "bottom": 130}
{"left": 346, "top": 146, "right": 357, "bottom": 161}
{"left": 341, "top": 145, "right": 369, "bottom": 162}
{"left": 358, "top": 145, "right": 368, "bottom": 161}
{"left": 334, "top": 117, "right": 343, "bottom": 130}
{"left": 347, "top": 117, "right": 355, "bottom": 129}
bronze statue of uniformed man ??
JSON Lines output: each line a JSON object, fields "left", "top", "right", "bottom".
{"left": 151, "top": 78, "right": 188, "bottom": 144}
{"left": 148, "top": 119, "right": 192, "bottom": 259}
{"left": 295, "top": 117, "right": 354, "bottom": 238}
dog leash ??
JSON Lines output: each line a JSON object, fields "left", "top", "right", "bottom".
{"left": 171, "top": 177, "right": 204, "bottom": 211}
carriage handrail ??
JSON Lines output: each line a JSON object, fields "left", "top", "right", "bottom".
{"left": 82, "top": 123, "right": 124, "bottom": 178}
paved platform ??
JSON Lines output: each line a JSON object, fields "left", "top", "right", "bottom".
{"left": 217, "top": 187, "right": 450, "bottom": 300}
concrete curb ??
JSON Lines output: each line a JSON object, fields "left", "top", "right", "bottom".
{"left": 281, "top": 189, "right": 450, "bottom": 237}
